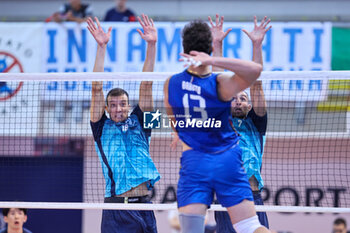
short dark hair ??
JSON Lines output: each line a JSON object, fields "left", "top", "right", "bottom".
{"left": 182, "top": 20, "right": 212, "bottom": 55}
{"left": 106, "top": 88, "right": 129, "bottom": 105}
{"left": 2, "top": 208, "right": 27, "bottom": 216}
{"left": 334, "top": 218, "right": 347, "bottom": 227}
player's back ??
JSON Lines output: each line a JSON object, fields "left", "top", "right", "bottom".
{"left": 168, "top": 70, "right": 238, "bottom": 153}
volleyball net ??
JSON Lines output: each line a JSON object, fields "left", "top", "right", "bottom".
{"left": 0, "top": 71, "right": 349, "bottom": 213}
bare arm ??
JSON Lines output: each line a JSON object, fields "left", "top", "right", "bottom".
{"left": 90, "top": 81, "right": 105, "bottom": 122}
{"left": 243, "top": 16, "right": 271, "bottom": 116}
{"left": 87, "top": 17, "right": 112, "bottom": 122}
{"left": 180, "top": 51, "right": 262, "bottom": 101}
{"left": 216, "top": 61, "right": 262, "bottom": 101}
{"left": 163, "top": 77, "right": 177, "bottom": 133}
{"left": 137, "top": 14, "right": 157, "bottom": 112}
{"left": 209, "top": 14, "right": 231, "bottom": 72}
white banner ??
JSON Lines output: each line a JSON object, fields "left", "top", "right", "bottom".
{"left": 0, "top": 23, "right": 42, "bottom": 135}
{"left": 42, "top": 22, "right": 331, "bottom": 73}
{"left": 41, "top": 22, "right": 331, "bottom": 101}
{"left": 0, "top": 22, "right": 42, "bottom": 73}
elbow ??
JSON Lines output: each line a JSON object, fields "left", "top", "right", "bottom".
{"left": 251, "top": 64, "right": 263, "bottom": 80}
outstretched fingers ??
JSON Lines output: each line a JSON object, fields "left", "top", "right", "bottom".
{"left": 94, "top": 16, "right": 102, "bottom": 29}
{"left": 220, "top": 15, "right": 224, "bottom": 27}
{"left": 86, "top": 17, "right": 96, "bottom": 30}
{"left": 136, "top": 28, "right": 143, "bottom": 37}
{"left": 107, "top": 27, "right": 112, "bottom": 37}
{"left": 224, "top": 27, "right": 232, "bottom": 37}
{"left": 264, "top": 19, "right": 272, "bottom": 31}
{"left": 259, "top": 16, "right": 267, "bottom": 27}
{"left": 215, "top": 14, "right": 220, "bottom": 26}
{"left": 208, "top": 16, "right": 214, "bottom": 27}
{"left": 254, "top": 15, "right": 257, "bottom": 26}
{"left": 137, "top": 15, "right": 145, "bottom": 28}
{"left": 179, "top": 52, "right": 202, "bottom": 67}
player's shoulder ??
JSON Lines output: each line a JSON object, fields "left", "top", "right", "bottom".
{"left": 167, "top": 70, "right": 187, "bottom": 86}
{"left": 171, "top": 69, "right": 187, "bottom": 79}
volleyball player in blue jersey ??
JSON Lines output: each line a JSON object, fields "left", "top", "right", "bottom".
{"left": 164, "top": 19, "right": 271, "bottom": 233}
{"left": 87, "top": 15, "right": 160, "bottom": 233}
{"left": 211, "top": 15, "right": 271, "bottom": 233}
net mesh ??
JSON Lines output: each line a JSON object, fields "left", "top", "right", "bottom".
{"left": 0, "top": 71, "right": 349, "bottom": 209}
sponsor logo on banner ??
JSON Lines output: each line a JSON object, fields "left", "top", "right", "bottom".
{"left": 0, "top": 51, "right": 24, "bottom": 101}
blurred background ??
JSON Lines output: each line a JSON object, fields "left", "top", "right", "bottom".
{"left": 1, "top": 0, "right": 350, "bottom": 22}
{"left": 0, "top": 1, "right": 350, "bottom": 233}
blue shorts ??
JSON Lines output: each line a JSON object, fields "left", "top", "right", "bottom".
{"left": 215, "top": 191, "right": 269, "bottom": 233}
{"left": 101, "top": 209, "right": 157, "bottom": 233}
{"left": 177, "top": 145, "right": 253, "bottom": 208}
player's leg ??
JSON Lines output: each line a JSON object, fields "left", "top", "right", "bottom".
{"left": 253, "top": 191, "right": 269, "bottom": 229}
{"left": 177, "top": 150, "right": 215, "bottom": 233}
{"left": 214, "top": 145, "right": 270, "bottom": 233}
{"left": 215, "top": 207, "right": 236, "bottom": 233}
{"left": 227, "top": 200, "right": 270, "bottom": 233}
{"left": 178, "top": 203, "right": 207, "bottom": 233}
{"left": 215, "top": 191, "right": 269, "bottom": 232}
{"left": 101, "top": 209, "right": 141, "bottom": 233}
{"left": 139, "top": 209, "right": 158, "bottom": 233}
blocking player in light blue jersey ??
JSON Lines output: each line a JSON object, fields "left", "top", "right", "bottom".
{"left": 212, "top": 15, "right": 271, "bottom": 233}
{"left": 164, "top": 17, "right": 271, "bottom": 233}
{"left": 87, "top": 15, "right": 160, "bottom": 233}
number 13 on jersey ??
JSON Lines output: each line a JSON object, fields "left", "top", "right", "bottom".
{"left": 182, "top": 93, "right": 208, "bottom": 121}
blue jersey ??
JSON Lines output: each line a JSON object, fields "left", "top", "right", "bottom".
{"left": 231, "top": 108, "right": 267, "bottom": 190}
{"left": 104, "top": 8, "right": 135, "bottom": 22}
{"left": 168, "top": 70, "right": 238, "bottom": 153}
{"left": 90, "top": 105, "right": 160, "bottom": 197}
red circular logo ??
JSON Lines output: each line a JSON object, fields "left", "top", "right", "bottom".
{"left": 0, "top": 51, "right": 24, "bottom": 101}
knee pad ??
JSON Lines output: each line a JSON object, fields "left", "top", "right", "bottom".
{"left": 233, "top": 215, "right": 262, "bottom": 233}
{"left": 179, "top": 213, "right": 205, "bottom": 233}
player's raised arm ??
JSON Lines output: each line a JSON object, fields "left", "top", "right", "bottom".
{"left": 87, "top": 17, "right": 112, "bottom": 122}
{"left": 180, "top": 51, "right": 262, "bottom": 101}
{"left": 209, "top": 14, "right": 232, "bottom": 72}
{"left": 243, "top": 16, "right": 271, "bottom": 116}
{"left": 137, "top": 14, "right": 157, "bottom": 112}
{"left": 163, "top": 76, "right": 175, "bottom": 130}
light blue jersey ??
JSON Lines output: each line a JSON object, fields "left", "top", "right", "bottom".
{"left": 168, "top": 70, "right": 238, "bottom": 153}
{"left": 90, "top": 105, "right": 160, "bottom": 197}
{"left": 231, "top": 108, "right": 267, "bottom": 190}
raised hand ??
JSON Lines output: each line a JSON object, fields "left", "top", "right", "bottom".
{"left": 242, "top": 16, "right": 271, "bottom": 45}
{"left": 180, "top": 51, "right": 212, "bottom": 67}
{"left": 87, "top": 17, "right": 112, "bottom": 47}
{"left": 137, "top": 14, "right": 157, "bottom": 43}
{"left": 208, "top": 14, "right": 232, "bottom": 44}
